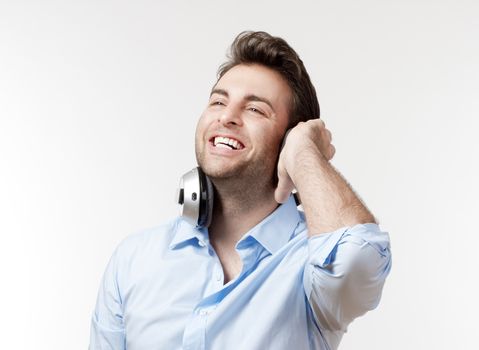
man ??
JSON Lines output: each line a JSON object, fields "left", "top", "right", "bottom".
{"left": 90, "top": 31, "right": 391, "bottom": 350}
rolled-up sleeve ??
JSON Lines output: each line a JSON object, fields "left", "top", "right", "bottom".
{"left": 303, "top": 223, "right": 391, "bottom": 332}
{"left": 89, "top": 247, "right": 126, "bottom": 350}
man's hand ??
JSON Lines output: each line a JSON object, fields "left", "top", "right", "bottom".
{"left": 275, "top": 119, "right": 336, "bottom": 204}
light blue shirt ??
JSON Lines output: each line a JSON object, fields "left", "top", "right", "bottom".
{"left": 90, "top": 195, "right": 391, "bottom": 350}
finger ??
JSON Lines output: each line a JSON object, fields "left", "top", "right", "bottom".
{"left": 328, "top": 144, "right": 336, "bottom": 160}
{"left": 274, "top": 166, "right": 295, "bottom": 204}
{"left": 325, "top": 128, "right": 332, "bottom": 143}
{"left": 315, "top": 119, "right": 325, "bottom": 129}
{"left": 274, "top": 177, "right": 294, "bottom": 203}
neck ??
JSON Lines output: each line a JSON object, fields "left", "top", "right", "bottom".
{"left": 208, "top": 179, "right": 279, "bottom": 248}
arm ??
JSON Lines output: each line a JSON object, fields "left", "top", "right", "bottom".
{"left": 90, "top": 247, "right": 126, "bottom": 350}
{"left": 275, "top": 119, "right": 391, "bottom": 332}
{"left": 275, "top": 119, "right": 376, "bottom": 235}
{"left": 303, "top": 224, "right": 391, "bottom": 332}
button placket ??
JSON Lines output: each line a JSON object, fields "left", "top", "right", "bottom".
{"left": 199, "top": 307, "right": 214, "bottom": 317}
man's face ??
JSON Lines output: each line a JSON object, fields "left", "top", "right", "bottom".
{"left": 195, "top": 64, "right": 291, "bottom": 186}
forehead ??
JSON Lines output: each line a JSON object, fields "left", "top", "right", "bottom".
{"left": 214, "top": 64, "right": 292, "bottom": 110}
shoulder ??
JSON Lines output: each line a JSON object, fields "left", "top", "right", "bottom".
{"left": 112, "top": 217, "right": 181, "bottom": 264}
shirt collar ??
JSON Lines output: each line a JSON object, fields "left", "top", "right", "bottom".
{"left": 246, "top": 195, "right": 301, "bottom": 254}
{"left": 169, "top": 195, "right": 301, "bottom": 253}
{"left": 169, "top": 219, "right": 208, "bottom": 249}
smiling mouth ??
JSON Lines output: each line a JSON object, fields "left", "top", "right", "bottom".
{"left": 210, "top": 136, "right": 245, "bottom": 150}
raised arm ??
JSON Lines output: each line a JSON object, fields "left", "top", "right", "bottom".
{"left": 275, "top": 119, "right": 391, "bottom": 336}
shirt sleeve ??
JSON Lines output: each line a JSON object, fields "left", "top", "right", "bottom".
{"left": 89, "top": 246, "right": 126, "bottom": 350}
{"left": 303, "top": 223, "right": 392, "bottom": 332}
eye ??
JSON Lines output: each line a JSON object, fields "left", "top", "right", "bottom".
{"left": 248, "top": 107, "right": 265, "bottom": 116}
{"left": 210, "top": 100, "right": 225, "bottom": 107}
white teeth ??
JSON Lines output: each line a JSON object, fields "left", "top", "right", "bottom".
{"left": 213, "top": 136, "right": 243, "bottom": 150}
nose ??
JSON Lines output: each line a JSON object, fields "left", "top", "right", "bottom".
{"left": 218, "top": 106, "right": 243, "bottom": 127}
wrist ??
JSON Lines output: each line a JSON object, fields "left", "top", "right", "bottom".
{"left": 288, "top": 146, "right": 327, "bottom": 184}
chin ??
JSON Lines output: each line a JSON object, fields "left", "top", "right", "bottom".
{"left": 201, "top": 163, "right": 244, "bottom": 180}
{"left": 196, "top": 152, "right": 241, "bottom": 177}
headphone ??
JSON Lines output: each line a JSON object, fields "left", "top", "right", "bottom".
{"left": 176, "top": 167, "right": 214, "bottom": 228}
{"left": 176, "top": 166, "right": 300, "bottom": 228}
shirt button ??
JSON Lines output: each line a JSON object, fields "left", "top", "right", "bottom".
{"left": 198, "top": 240, "right": 206, "bottom": 247}
{"left": 216, "top": 274, "right": 222, "bottom": 282}
{"left": 199, "top": 309, "right": 209, "bottom": 316}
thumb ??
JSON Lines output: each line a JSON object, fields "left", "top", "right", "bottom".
{"left": 274, "top": 162, "right": 295, "bottom": 204}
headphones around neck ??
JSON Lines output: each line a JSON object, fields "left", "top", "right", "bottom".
{"left": 176, "top": 166, "right": 301, "bottom": 228}
{"left": 176, "top": 167, "right": 214, "bottom": 228}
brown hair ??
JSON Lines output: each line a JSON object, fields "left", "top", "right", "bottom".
{"left": 217, "top": 31, "right": 320, "bottom": 127}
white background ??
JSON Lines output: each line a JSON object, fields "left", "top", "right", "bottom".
{"left": 1, "top": 0, "right": 478, "bottom": 349}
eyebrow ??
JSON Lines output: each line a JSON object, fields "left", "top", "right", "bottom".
{"left": 210, "top": 88, "right": 274, "bottom": 111}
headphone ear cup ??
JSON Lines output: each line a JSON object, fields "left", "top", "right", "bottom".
{"left": 197, "top": 167, "right": 214, "bottom": 228}
{"left": 203, "top": 174, "right": 214, "bottom": 228}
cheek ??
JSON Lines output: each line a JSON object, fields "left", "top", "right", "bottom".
{"left": 195, "top": 114, "right": 209, "bottom": 141}
{"left": 252, "top": 127, "right": 282, "bottom": 155}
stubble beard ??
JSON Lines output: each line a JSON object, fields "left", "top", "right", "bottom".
{"left": 195, "top": 141, "right": 278, "bottom": 205}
